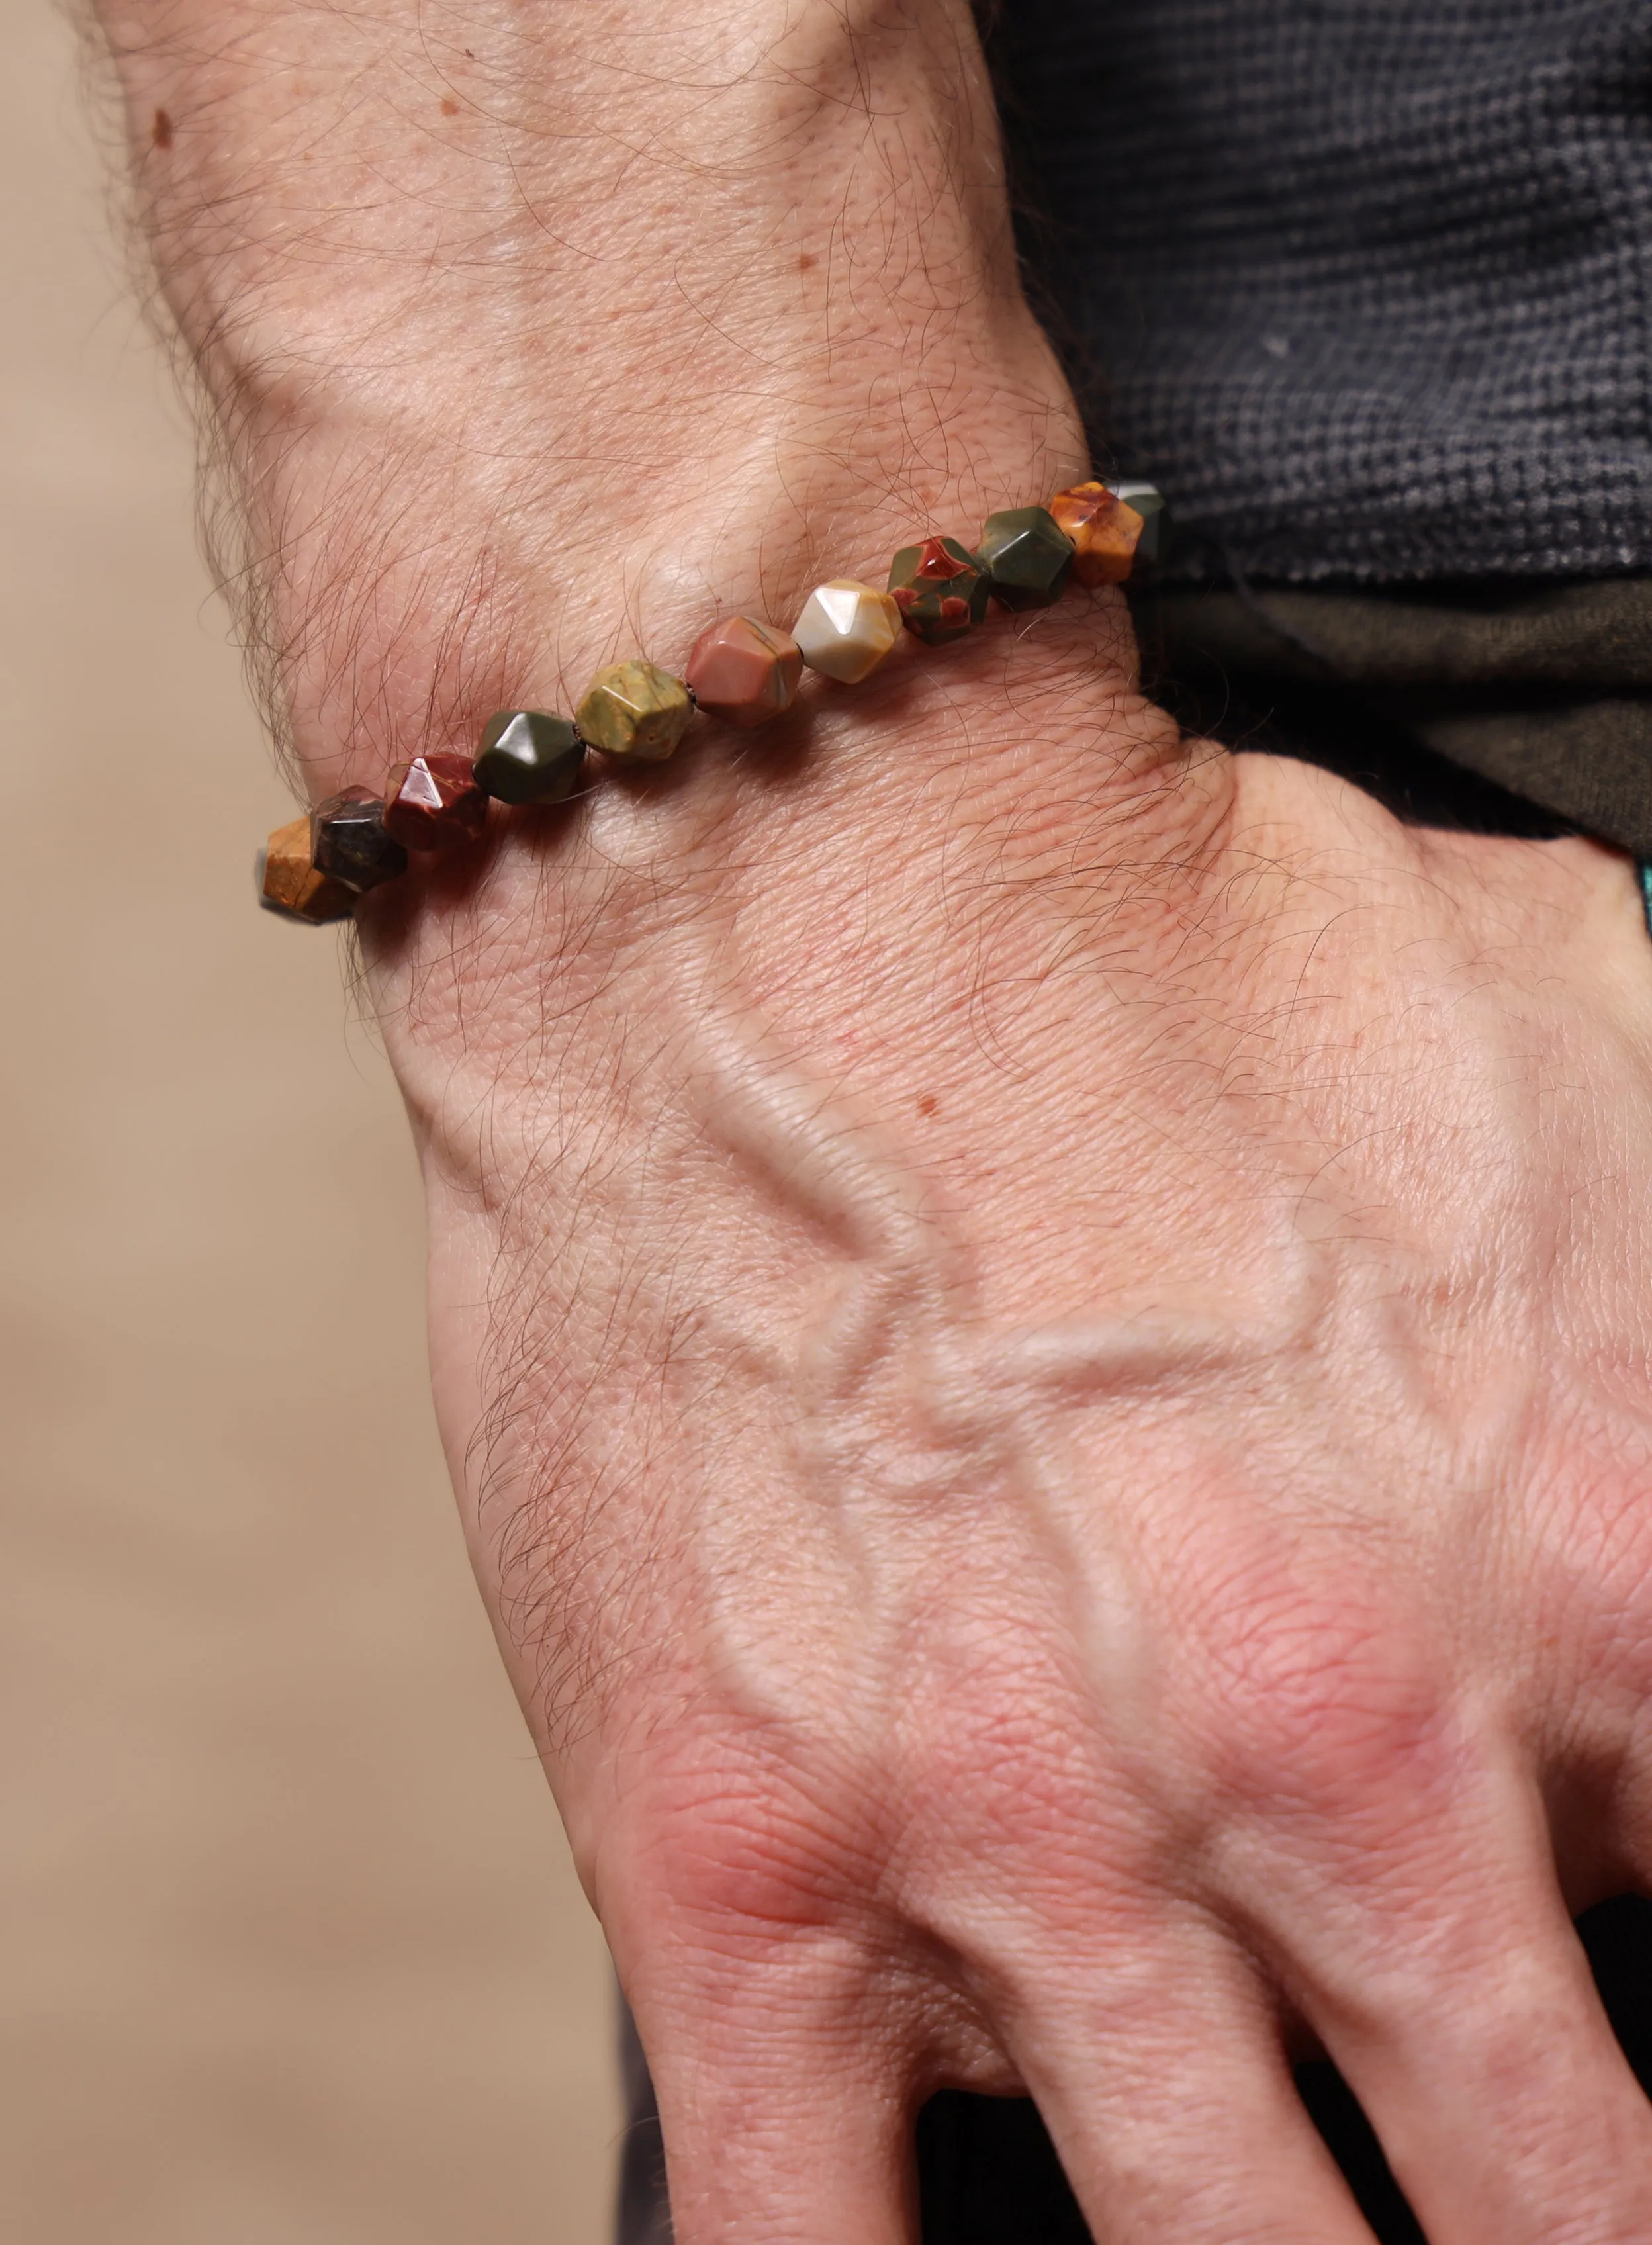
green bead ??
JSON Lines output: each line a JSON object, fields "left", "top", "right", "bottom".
{"left": 977, "top": 506, "right": 1074, "bottom": 612}
{"left": 887, "top": 536, "right": 990, "bottom": 645}
{"left": 475, "top": 710, "right": 584, "bottom": 805}
{"left": 575, "top": 661, "right": 694, "bottom": 760}
{"left": 1110, "top": 482, "right": 1169, "bottom": 565}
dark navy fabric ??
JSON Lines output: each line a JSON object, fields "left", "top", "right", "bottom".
{"left": 989, "top": 1, "right": 1652, "bottom": 584}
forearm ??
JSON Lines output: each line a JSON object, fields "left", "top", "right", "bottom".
{"left": 96, "top": 0, "right": 1109, "bottom": 792}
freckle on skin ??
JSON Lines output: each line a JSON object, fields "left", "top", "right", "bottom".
{"left": 918, "top": 1094, "right": 938, "bottom": 1117}
{"left": 151, "top": 107, "right": 173, "bottom": 150}
{"left": 441, "top": 95, "right": 459, "bottom": 116}
{"left": 798, "top": 253, "right": 817, "bottom": 271}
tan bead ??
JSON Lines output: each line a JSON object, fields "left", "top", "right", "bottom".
{"left": 792, "top": 579, "right": 902, "bottom": 684}
{"left": 576, "top": 660, "right": 694, "bottom": 761}
{"left": 1047, "top": 482, "right": 1146, "bottom": 587}
{"left": 685, "top": 616, "right": 804, "bottom": 727}
{"left": 258, "top": 815, "right": 355, "bottom": 924}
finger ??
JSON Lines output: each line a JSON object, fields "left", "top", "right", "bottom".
{"left": 1290, "top": 1816, "right": 1652, "bottom": 2242}
{"left": 635, "top": 1974, "right": 917, "bottom": 2245}
{"left": 1003, "top": 1927, "right": 1377, "bottom": 2245}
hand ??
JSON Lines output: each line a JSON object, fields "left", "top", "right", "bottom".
{"left": 374, "top": 668, "right": 1652, "bottom": 2243}
{"left": 93, "top": 0, "right": 1652, "bottom": 2234}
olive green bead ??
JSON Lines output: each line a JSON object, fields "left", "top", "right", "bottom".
{"left": 575, "top": 661, "right": 694, "bottom": 762}
{"left": 978, "top": 506, "right": 1075, "bottom": 611}
{"left": 1111, "top": 482, "right": 1169, "bottom": 565}
{"left": 475, "top": 710, "right": 585, "bottom": 805}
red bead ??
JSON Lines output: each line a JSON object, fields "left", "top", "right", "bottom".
{"left": 911, "top": 537, "right": 964, "bottom": 581}
{"left": 382, "top": 753, "right": 487, "bottom": 851}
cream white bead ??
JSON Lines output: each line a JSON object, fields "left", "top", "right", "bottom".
{"left": 792, "top": 578, "right": 901, "bottom": 684}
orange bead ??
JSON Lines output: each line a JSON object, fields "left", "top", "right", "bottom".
{"left": 257, "top": 815, "right": 356, "bottom": 924}
{"left": 685, "top": 616, "right": 804, "bottom": 727}
{"left": 1047, "top": 482, "right": 1146, "bottom": 587}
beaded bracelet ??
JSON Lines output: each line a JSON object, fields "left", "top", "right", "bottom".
{"left": 257, "top": 479, "right": 1166, "bottom": 923}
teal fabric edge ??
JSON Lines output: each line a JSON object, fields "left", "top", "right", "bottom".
{"left": 1643, "top": 862, "right": 1652, "bottom": 940}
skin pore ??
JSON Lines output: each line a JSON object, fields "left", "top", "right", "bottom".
{"left": 93, "top": 0, "right": 1652, "bottom": 2237}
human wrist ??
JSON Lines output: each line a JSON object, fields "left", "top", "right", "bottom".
{"left": 361, "top": 589, "right": 1205, "bottom": 1079}
{"left": 264, "top": 421, "right": 1101, "bottom": 801}
{"left": 95, "top": 0, "right": 1095, "bottom": 794}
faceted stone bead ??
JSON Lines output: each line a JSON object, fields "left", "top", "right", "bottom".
{"left": 887, "top": 536, "right": 990, "bottom": 645}
{"left": 1111, "top": 481, "right": 1169, "bottom": 565}
{"left": 474, "top": 710, "right": 585, "bottom": 805}
{"left": 792, "top": 580, "right": 902, "bottom": 684}
{"left": 258, "top": 815, "right": 356, "bottom": 924}
{"left": 977, "top": 506, "right": 1074, "bottom": 612}
{"left": 311, "top": 786, "right": 408, "bottom": 892}
{"left": 684, "top": 616, "right": 804, "bottom": 727}
{"left": 575, "top": 661, "right": 694, "bottom": 762}
{"left": 382, "top": 751, "right": 488, "bottom": 850}
{"left": 1048, "top": 481, "right": 1150, "bottom": 587}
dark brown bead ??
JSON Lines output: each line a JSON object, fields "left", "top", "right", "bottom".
{"left": 382, "top": 753, "right": 487, "bottom": 850}
{"left": 312, "top": 786, "right": 408, "bottom": 892}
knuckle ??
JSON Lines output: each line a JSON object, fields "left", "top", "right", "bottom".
{"left": 1178, "top": 1541, "right": 1455, "bottom": 1829}
{"left": 607, "top": 1731, "right": 913, "bottom": 2058}
{"left": 618, "top": 1729, "right": 877, "bottom": 1960}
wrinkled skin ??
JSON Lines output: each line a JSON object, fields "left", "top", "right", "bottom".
{"left": 369, "top": 615, "right": 1652, "bottom": 2241}
{"left": 93, "top": 0, "right": 1652, "bottom": 2230}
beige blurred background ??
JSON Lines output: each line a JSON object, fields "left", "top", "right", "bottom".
{"left": 0, "top": 2, "right": 619, "bottom": 2236}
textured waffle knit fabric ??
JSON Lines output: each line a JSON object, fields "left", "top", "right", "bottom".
{"left": 990, "top": 0, "right": 1652, "bottom": 585}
